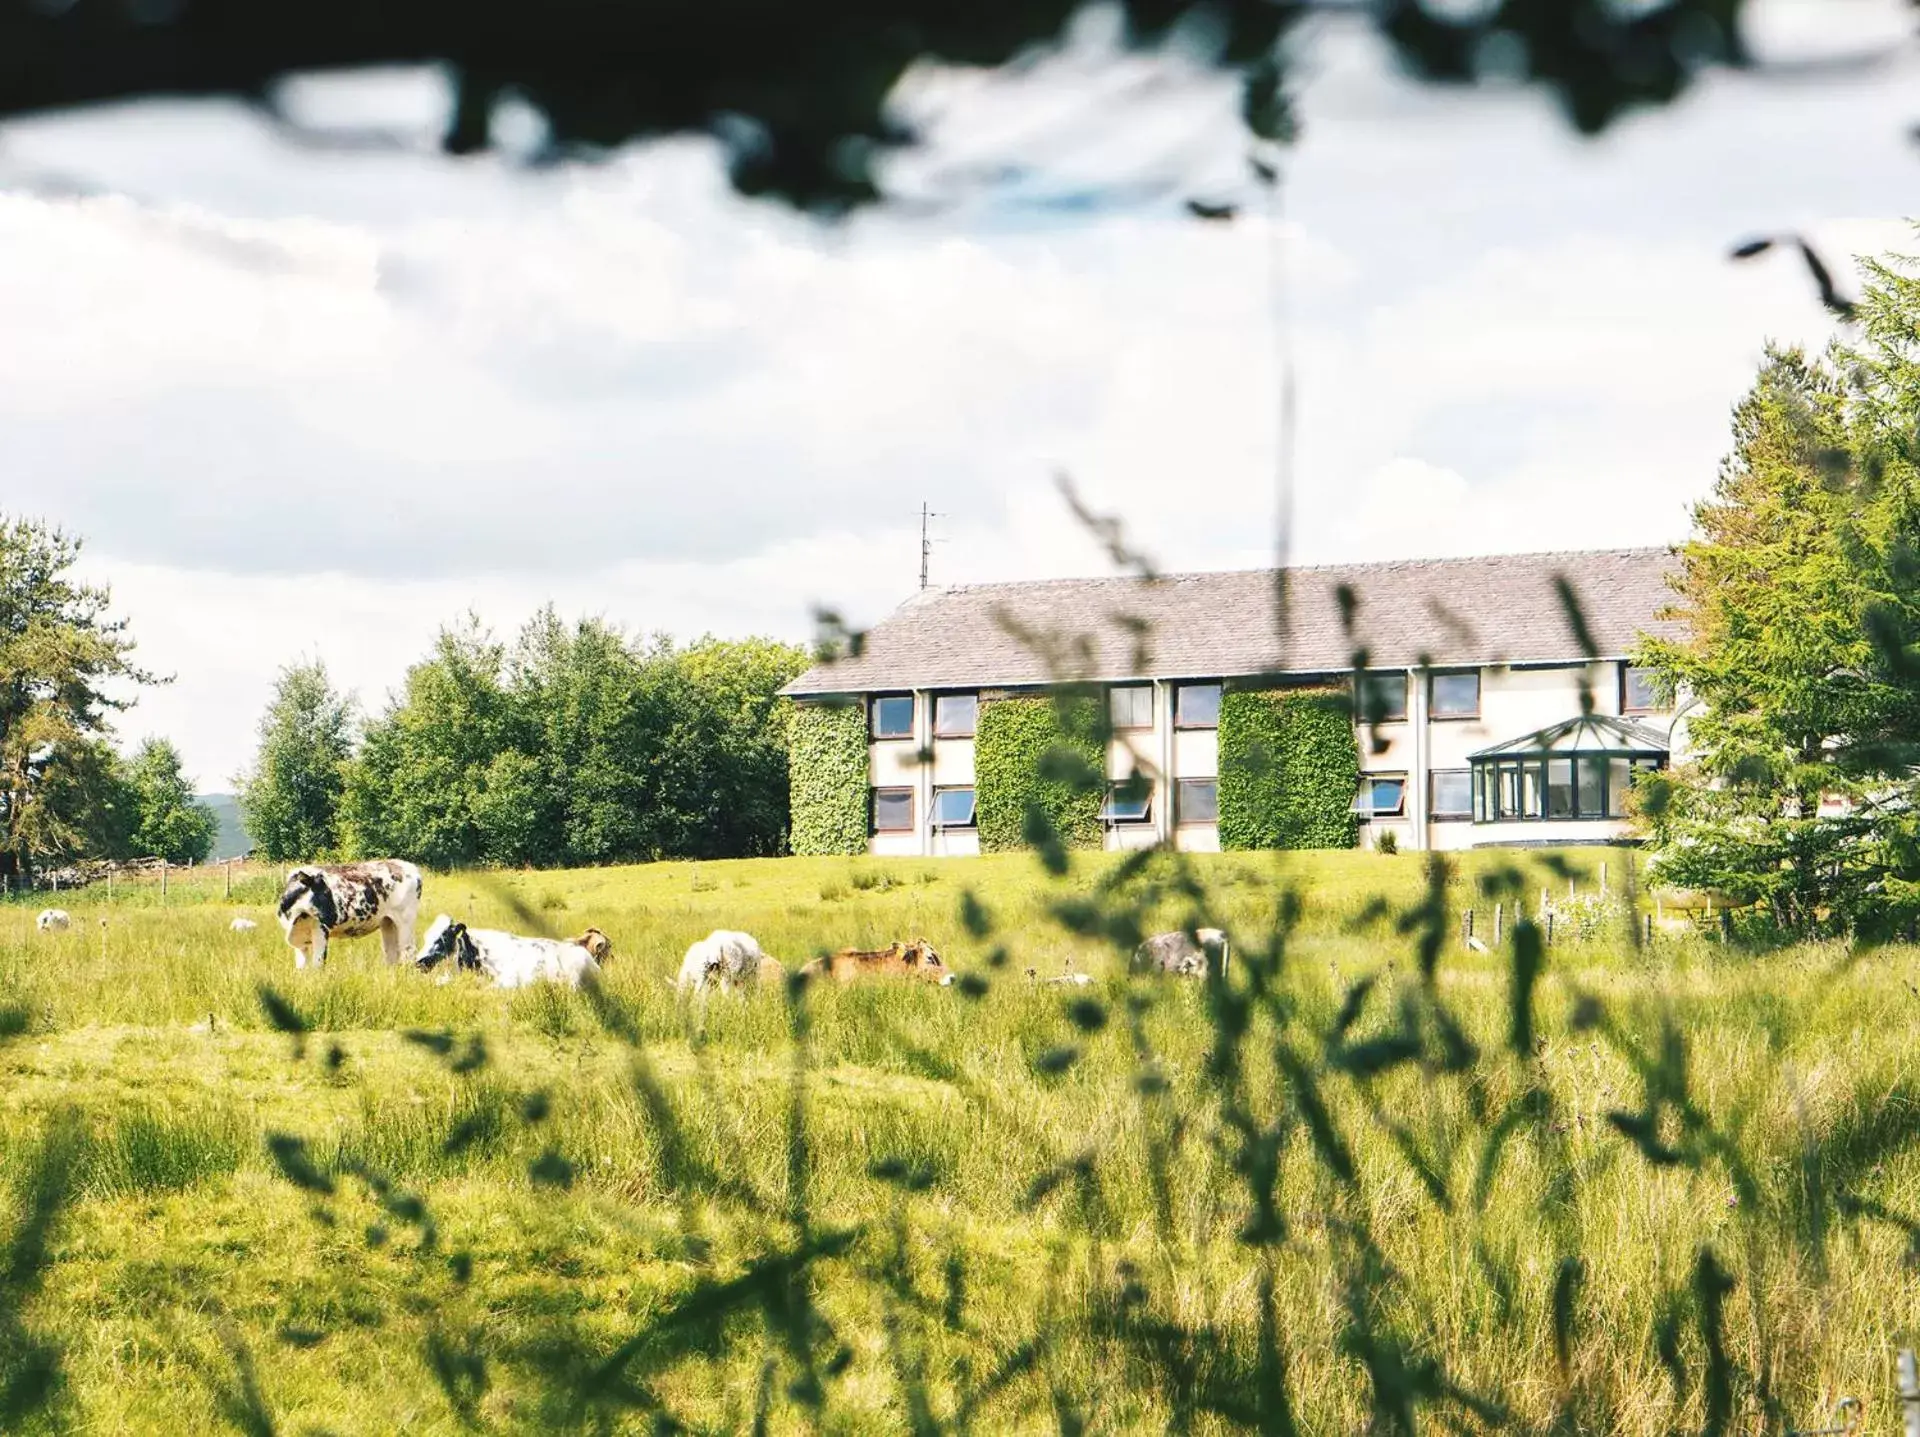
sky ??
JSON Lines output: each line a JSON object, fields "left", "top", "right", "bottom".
{"left": 2, "top": 0, "right": 1918, "bottom": 790}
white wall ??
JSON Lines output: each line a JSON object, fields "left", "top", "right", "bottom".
{"left": 854, "top": 660, "right": 1678, "bottom": 857}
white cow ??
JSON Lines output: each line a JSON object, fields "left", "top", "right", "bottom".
{"left": 677, "top": 930, "right": 783, "bottom": 994}
{"left": 36, "top": 909, "right": 70, "bottom": 934}
{"left": 413, "top": 915, "right": 612, "bottom": 990}
{"left": 275, "top": 860, "right": 422, "bottom": 969}
{"left": 230, "top": 918, "right": 258, "bottom": 933}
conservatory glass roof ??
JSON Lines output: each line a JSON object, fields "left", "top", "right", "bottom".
{"left": 1469, "top": 713, "right": 1670, "bottom": 760}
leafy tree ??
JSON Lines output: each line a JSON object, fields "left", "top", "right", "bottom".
{"left": 0, "top": 1, "right": 1764, "bottom": 216}
{"left": 240, "top": 661, "right": 355, "bottom": 862}
{"left": 123, "top": 737, "right": 218, "bottom": 865}
{"left": 342, "top": 621, "right": 511, "bottom": 869}
{"left": 0, "top": 516, "right": 150, "bottom": 878}
{"left": 1640, "top": 335, "right": 1920, "bottom": 934}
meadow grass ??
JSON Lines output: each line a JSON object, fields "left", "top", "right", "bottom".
{"left": 2, "top": 848, "right": 1917, "bottom": 1433}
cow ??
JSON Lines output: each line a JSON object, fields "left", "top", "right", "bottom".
{"left": 230, "top": 918, "right": 258, "bottom": 933}
{"left": 275, "top": 860, "right": 422, "bottom": 970}
{"left": 677, "top": 930, "right": 783, "bottom": 994}
{"left": 1027, "top": 967, "right": 1093, "bottom": 987}
{"left": 799, "top": 939, "right": 953, "bottom": 986}
{"left": 36, "top": 909, "right": 70, "bottom": 934}
{"left": 412, "top": 915, "right": 611, "bottom": 990}
{"left": 1132, "top": 928, "right": 1229, "bottom": 977}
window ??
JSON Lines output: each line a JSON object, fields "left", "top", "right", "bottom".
{"left": 934, "top": 693, "right": 977, "bottom": 738}
{"left": 1547, "top": 758, "right": 1575, "bottom": 819}
{"left": 1354, "top": 774, "right": 1407, "bottom": 818}
{"left": 871, "top": 695, "right": 914, "bottom": 739}
{"left": 1110, "top": 685, "right": 1154, "bottom": 731}
{"left": 1578, "top": 756, "right": 1606, "bottom": 817}
{"left": 1430, "top": 769, "right": 1472, "bottom": 819}
{"left": 1175, "top": 683, "right": 1222, "bottom": 729}
{"left": 1103, "top": 779, "right": 1153, "bottom": 823}
{"left": 1176, "top": 778, "right": 1219, "bottom": 824}
{"left": 1430, "top": 671, "right": 1480, "bottom": 720}
{"left": 1622, "top": 665, "right": 1662, "bottom": 714}
{"left": 1357, "top": 672, "right": 1408, "bottom": 724}
{"left": 931, "top": 786, "right": 976, "bottom": 828}
{"left": 872, "top": 788, "right": 913, "bottom": 832}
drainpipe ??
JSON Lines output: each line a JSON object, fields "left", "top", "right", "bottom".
{"left": 1157, "top": 678, "right": 1175, "bottom": 847}
{"left": 1412, "top": 668, "right": 1430, "bottom": 852}
{"left": 915, "top": 688, "right": 932, "bottom": 857}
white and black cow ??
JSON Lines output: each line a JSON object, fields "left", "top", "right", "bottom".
{"left": 1132, "top": 927, "right": 1229, "bottom": 977}
{"left": 276, "top": 860, "right": 423, "bottom": 970}
{"left": 413, "top": 915, "right": 610, "bottom": 990}
{"left": 36, "top": 909, "right": 70, "bottom": 934}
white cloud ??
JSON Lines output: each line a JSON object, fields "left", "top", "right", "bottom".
{"left": 7, "top": 3, "right": 1920, "bottom": 785}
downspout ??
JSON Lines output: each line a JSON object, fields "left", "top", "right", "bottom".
{"left": 1412, "top": 667, "right": 1430, "bottom": 852}
{"left": 916, "top": 688, "right": 932, "bottom": 858}
{"left": 1157, "top": 678, "right": 1175, "bottom": 847}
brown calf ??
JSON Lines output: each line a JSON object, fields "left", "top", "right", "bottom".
{"left": 799, "top": 939, "right": 953, "bottom": 986}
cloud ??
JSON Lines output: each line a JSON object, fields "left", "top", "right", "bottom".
{"left": 9, "top": 2, "right": 1920, "bottom": 785}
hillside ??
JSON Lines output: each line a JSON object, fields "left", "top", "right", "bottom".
{"left": 196, "top": 792, "right": 251, "bottom": 861}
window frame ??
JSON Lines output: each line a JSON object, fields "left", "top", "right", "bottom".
{"left": 871, "top": 786, "right": 915, "bottom": 834}
{"left": 1356, "top": 671, "right": 1409, "bottom": 725}
{"left": 1174, "top": 683, "right": 1222, "bottom": 731}
{"left": 1109, "top": 684, "right": 1155, "bottom": 732}
{"left": 870, "top": 693, "right": 916, "bottom": 741}
{"left": 1429, "top": 768, "right": 1473, "bottom": 821}
{"left": 1353, "top": 772, "right": 1408, "bottom": 819}
{"left": 1621, "top": 664, "right": 1662, "bottom": 715}
{"left": 1428, "top": 670, "right": 1481, "bottom": 721}
{"left": 1470, "top": 752, "right": 1666, "bottom": 822}
{"left": 1175, "top": 777, "right": 1219, "bottom": 826}
{"left": 932, "top": 692, "right": 978, "bottom": 739}
{"left": 1102, "top": 778, "right": 1155, "bottom": 825}
{"left": 930, "top": 785, "right": 977, "bottom": 829}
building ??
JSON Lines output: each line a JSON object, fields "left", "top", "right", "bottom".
{"left": 780, "top": 547, "right": 1688, "bottom": 855}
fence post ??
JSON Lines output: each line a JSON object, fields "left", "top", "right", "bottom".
{"left": 1643, "top": 912, "right": 1653, "bottom": 945}
{"left": 1720, "top": 908, "right": 1733, "bottom": 943}
{"left": 225, "top": 859, "right": 232, "bottom": 901}
{"left": 1494, "top": 902, "right": 1504, "bottom": 947}
{"left": 1545, "top": 912, "right": 1554, "bottom": 947}
{"left": 1899, "top": 1348, "right": 1920, "bottom": 1437}
{"left": 1600, "top": 862, "right": 1608, "bottom": 897}
{"left": 161, "top": 859, "right": 168, "bottom": 905}
{"left": 107, "top": 866, "right": 113, "bottom": 904}
{"left": 1463, "top": 909, "right": 1474, "bottom": 946}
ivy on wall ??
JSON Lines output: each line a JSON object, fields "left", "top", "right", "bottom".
{"left": 1218, "top": 687, "right": 1360, "bottom": 850}
{"left": 975, "top": 694, "right": 1104, "bottom": 854}
{"left": 787, "top": 701, "right": 869, "bottom": 855}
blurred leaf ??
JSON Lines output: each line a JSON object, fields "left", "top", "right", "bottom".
{"left": 265, "top": 1134, "right": 333, "bottom": 1195}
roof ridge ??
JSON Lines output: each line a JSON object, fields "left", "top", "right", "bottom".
{"left": 934, "top": 545, "right": 1677, "bottom": 597}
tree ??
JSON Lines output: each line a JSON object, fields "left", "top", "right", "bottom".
{"left": 0, "top": 1, "right": 1788, "bottom": 219}
{"left": 0, "top": 516, "right": 151, "bottom": 878}
{"left": 240, "top": 661, "right": 355, "bottom": 862}
{"left": 341, "top": 620, "right": 513, "bottom": 869}
{"left": 123, "top": 738, "right": 218, "bottom": 865}
{"left": 1640, "top": 333, "right": 1920, "bottom": 934}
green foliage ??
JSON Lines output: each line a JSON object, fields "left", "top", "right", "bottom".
{"left": 122, "top": 738, "right": 218, "bottom": 865}
{"left": 974, "top": 694, "right": 1103, "bottom": 854}
{"left": 1643, "top": 308, "right": 1920, "bottom": 934}
{"left": 240, "top": 662, "right": 354, "bottom": 863}
{"left": 787, "top": 702, "right": 868, "bottom": 856}
{"left": 0, "top": 516, "right": 150, "bottom": 876}
{"left": 341, "top": 610, "right": 806, "bottom": 869}
{"left": 1217, "top": 688, "right": 1359, "bottom": 851}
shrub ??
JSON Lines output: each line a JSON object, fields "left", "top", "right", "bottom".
{"left": 1217, "top": 688, "right": 1359, "bottom": 850}
{"left": 1375, "top": 829, "right": 1398, "bottom": 856}
{"left": 788, "top": 702, "right": 869, "bottom": 856}
{"left": 974, "top": 694, "right": 1104, "bottom": 854}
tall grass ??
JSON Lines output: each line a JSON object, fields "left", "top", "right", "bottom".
{"left": 0, "top": 848, "right": 1915, "bottom": 1433}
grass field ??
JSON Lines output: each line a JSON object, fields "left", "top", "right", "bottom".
{"left": 2, "top": 847, "right": 1918, "bottom": 1434}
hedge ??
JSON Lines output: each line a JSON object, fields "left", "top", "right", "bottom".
{"left": 787, "top": 701, "right": 869, "bottom": 855}
{"left": 1218, "top": 687, "right": 1359, "bottom": 850}
{"left": 975, "top": 694, "right": 1104, "bottom": 854}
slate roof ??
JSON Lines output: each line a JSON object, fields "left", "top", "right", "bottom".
{"left": 783, "top": 547, "right": 1684, "bottom": 697}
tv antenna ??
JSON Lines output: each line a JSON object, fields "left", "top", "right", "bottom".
{"left": 919, "top": 502, "right": 946, "bottom": 590}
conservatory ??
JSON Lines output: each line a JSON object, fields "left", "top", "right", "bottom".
{"left": 1468, "top": 714, "right": 1668, "bottom": 829}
